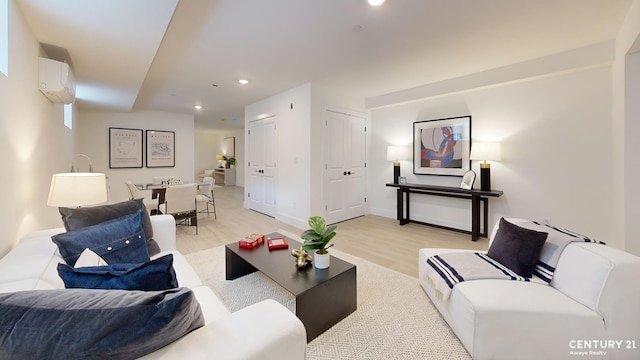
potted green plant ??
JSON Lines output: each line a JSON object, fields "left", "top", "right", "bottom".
{"left": 301, "top": 216, "right": 336, "bottom": 269}
{"left": 226, "top": 157, "right": 236, "bottom": 168}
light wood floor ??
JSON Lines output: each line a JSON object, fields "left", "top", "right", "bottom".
{"left": 176, "top": 186, "right": 489, "bottom": 278}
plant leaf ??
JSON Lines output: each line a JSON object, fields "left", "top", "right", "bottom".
{"left": 323, "top": 224, "right": 337, "bottom": 238}
{"left": 308, "top": 216, "right": 325, "bottom": 235}
{"left": 300, "top": 229, "right": 320, "bottom": 241}
{"left": 323, "top": 232, "right": 336, "bottom": 243}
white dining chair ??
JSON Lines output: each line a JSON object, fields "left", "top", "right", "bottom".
{"left": 196, "top": 176, "right": 217, "bottom": 219}
{"left": 125, "top": 181, "right": 159, "bottom": 215}
{"left": 158, "top": 183, "right": 198, "bottom": 234}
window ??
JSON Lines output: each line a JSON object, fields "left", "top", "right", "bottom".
{"left": 64, "top": 103, "right": 73, "bottom": 129}
{"left": 0, "top": 0, "right": 7, "bottom": 77}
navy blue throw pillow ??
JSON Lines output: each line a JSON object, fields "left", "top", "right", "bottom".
{"left": 487, "top": 218, "right": 548, "bottom": 278}
{"left": 57, "top": 254, "right": 178, "bottom": 291}
{"left": 52, "top": 209, "right": 150, "bottom": 267}
{"left": 0, "top": 288, "right": 204, "bottom": 360}
{"left": 58, "top": 199, "right": 161, "bottom": 256}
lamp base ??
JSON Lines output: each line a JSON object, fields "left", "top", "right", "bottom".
{"left": 393, "top": 162, "right": 400, "bottom": 184}
{"left": 479, "top": 163, "right": 491, "bottom": 191}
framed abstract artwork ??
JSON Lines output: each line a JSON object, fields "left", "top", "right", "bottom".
{"left": 109, "top": 127, "right": 143, "bottom": 169}
{"left": 146, "top": 130, "right": 175, "bottom": 168}
{"left": 413, "top": 116, "right": 471, "bottom": 176}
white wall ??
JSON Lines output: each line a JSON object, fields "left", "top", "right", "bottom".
{"left": 0, "top": 0, "right": 78, "bottom": 256}
{"left": 245, "top": 83, "right": 312, "bottom": 229}
{"left": 244, "top": 82, "right": 368, "bottom": 229}
{"left": 195, "top": 128, "right": 245, "bottom": 186}
{"left": 368, "top": 66, "right": 616, "bottom": 247}
{"left": 77, "top": 109, "right": 195, "bottom": 204}
{"left": 614, "top": 0, "right": 640, "bottom": 255}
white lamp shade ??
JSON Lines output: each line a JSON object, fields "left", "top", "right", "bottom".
{"left": 470, "top": 142, "right": 502, "bottom": 162}
{"left": 47, "top": 173, "right": 108, "bottom": 207}
{"left": 387, "top": 146, "right": 410, "bottom": 161}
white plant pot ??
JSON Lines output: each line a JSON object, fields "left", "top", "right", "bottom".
{"left": 314, "top": 251, "right": 330, "bottom": 269}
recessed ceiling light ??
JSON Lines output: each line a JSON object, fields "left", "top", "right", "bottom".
{"left": 194, "top": 105, "right": 203, "bottom": 110}
{"left": 368, "top": 0, "right": 384, "bottom": 6}
{"left": 239, "top": 79, "right": 249, "bottom": 85}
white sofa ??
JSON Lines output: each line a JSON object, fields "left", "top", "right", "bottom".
{"left": 0, "top": 215, "right": 307, "bottom": 360}
{"left": 419, "top": 218, "right": 640, "bottom": 360}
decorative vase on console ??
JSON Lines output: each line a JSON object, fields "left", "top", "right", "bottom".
{"left": 301, "top": 216, "right": 336, "bottom": 269}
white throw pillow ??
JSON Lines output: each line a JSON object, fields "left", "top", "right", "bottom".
{"left": 75, "top": 248, "right": 108, "bottom": 268}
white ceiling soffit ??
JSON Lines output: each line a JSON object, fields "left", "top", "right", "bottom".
{"left": 18, "top": 0, "right": 178, "bottom": 112}
{"left": 16, "top": 0, "right": 633, "bottom": 130}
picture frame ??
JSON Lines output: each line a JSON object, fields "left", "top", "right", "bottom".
{"left": 460, "top": 170, "right": 476, "bottom": 190}
{"left": 146, "top": 130, "right": 175, "bottom": 168}
{"left": 413, "top": 116, "right": 471, "bottom": 176}
{"left": 223, "top": 136, "right": 236, "bottom": 157}
{"left": 109, "top": 127, "right": 143, "bottom": 169}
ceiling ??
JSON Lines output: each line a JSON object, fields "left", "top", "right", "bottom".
{"left": 17, "top": 0, "right": 631, "bottom": 130}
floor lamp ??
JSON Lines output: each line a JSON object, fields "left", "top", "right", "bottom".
{"left": 47, "top": 155, "right": 107, "bottom": 208}
{"left": 469, "top": 142, "right": 502, "bottom": 191}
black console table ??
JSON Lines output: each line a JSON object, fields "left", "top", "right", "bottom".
{"left": 386, "top": 183, "right": 503, "bottom": 241}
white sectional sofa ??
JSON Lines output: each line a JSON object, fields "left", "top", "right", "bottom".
{"left": 419, "top": 218, "right": 640, "bottom": 360}
{"left": 0, "top": 214, "right": 307, "bottom": 360}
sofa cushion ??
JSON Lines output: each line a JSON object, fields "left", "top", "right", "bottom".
{"left": 59, "top": 198, "right": 160, "bottom": 256}
{"left": 52, "top": 210, "right": 150, "bottom": 267}
{"left": 487, "top": 217, "right": 548, "bottom": 278}
{"left": 57, "top": 254, "right": 178, "bottom": 291}
{"left": 0, "top": 287, "right": 204, "bottom": 360}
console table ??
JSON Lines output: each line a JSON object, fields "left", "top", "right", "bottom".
{"left": 214, "top": 168, "right": 236, "bottom": 186}
{"left": 386, "top": 183, "right": 503, "bottom": 241}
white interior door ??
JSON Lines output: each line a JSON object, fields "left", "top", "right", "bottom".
{"left": 248, "top": 117, "right": 277, "bottom": 217}
{"left": 324, "top": 109, "right": 366, "bottom": 224}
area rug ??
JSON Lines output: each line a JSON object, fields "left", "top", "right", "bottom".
{"left": 185, "top": 233, "right": 471, "bottom": 360}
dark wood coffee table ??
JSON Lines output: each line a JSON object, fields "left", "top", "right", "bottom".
{"left": 225, "top": 232, "right": 357, "bottom": 342}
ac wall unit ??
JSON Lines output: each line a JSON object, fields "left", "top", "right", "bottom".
{"left": 39, "top": 57, "right": 76, "bottom": 104}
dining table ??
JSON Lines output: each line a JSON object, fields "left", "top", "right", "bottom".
{"left": 135, "top": 182, "right": 205, "bottom": 214}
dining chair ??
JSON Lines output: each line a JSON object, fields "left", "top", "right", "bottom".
{"left": 125, "top": 181, "right": 159, "bottom": 215}
{"left": 196, "top": 176, "right": 217, "bottom": 219}
{"left": 158, "top": 183, "right": 198, "bottom": 234}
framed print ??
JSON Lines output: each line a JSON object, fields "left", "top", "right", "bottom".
{"left": 109, "top": 127, "right": 143, "bottom": 169}
{"left": 223, "top": 136, "right": 236, "bottom": 157}
{"left": 146, "top": 130, "right": 175, "bottom": 167}
{"left": 413, "top": 116, "right": 471, "bottom": 176}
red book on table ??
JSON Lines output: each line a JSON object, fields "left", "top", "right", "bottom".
{"left": 267, "top": 237, "right": 289, "bottom": 250}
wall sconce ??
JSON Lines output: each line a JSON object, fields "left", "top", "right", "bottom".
{"left": 387, "top": 146, "right": 410, "bottom": 184}
{"left": 47, "top": 154, "right": 107, "bottom": 208}
{"left": 470, "top": 142, "right": 502, "bottom": 191}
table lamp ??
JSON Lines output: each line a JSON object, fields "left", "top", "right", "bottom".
{"left": 470, "top": 142, "right": 502, "bottom": 191}
{"left": 47, "top": 155, "right": 107, "bottom": 208}
{"left": 387, "top": 146, "right": 409, "bottom": 184}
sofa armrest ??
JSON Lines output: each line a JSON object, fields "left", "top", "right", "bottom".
{"left": 139, "top": 299, "right": 307, "bottom": 360}
{"left": 150, "top": 215, "right": 176, "bottom": 251}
